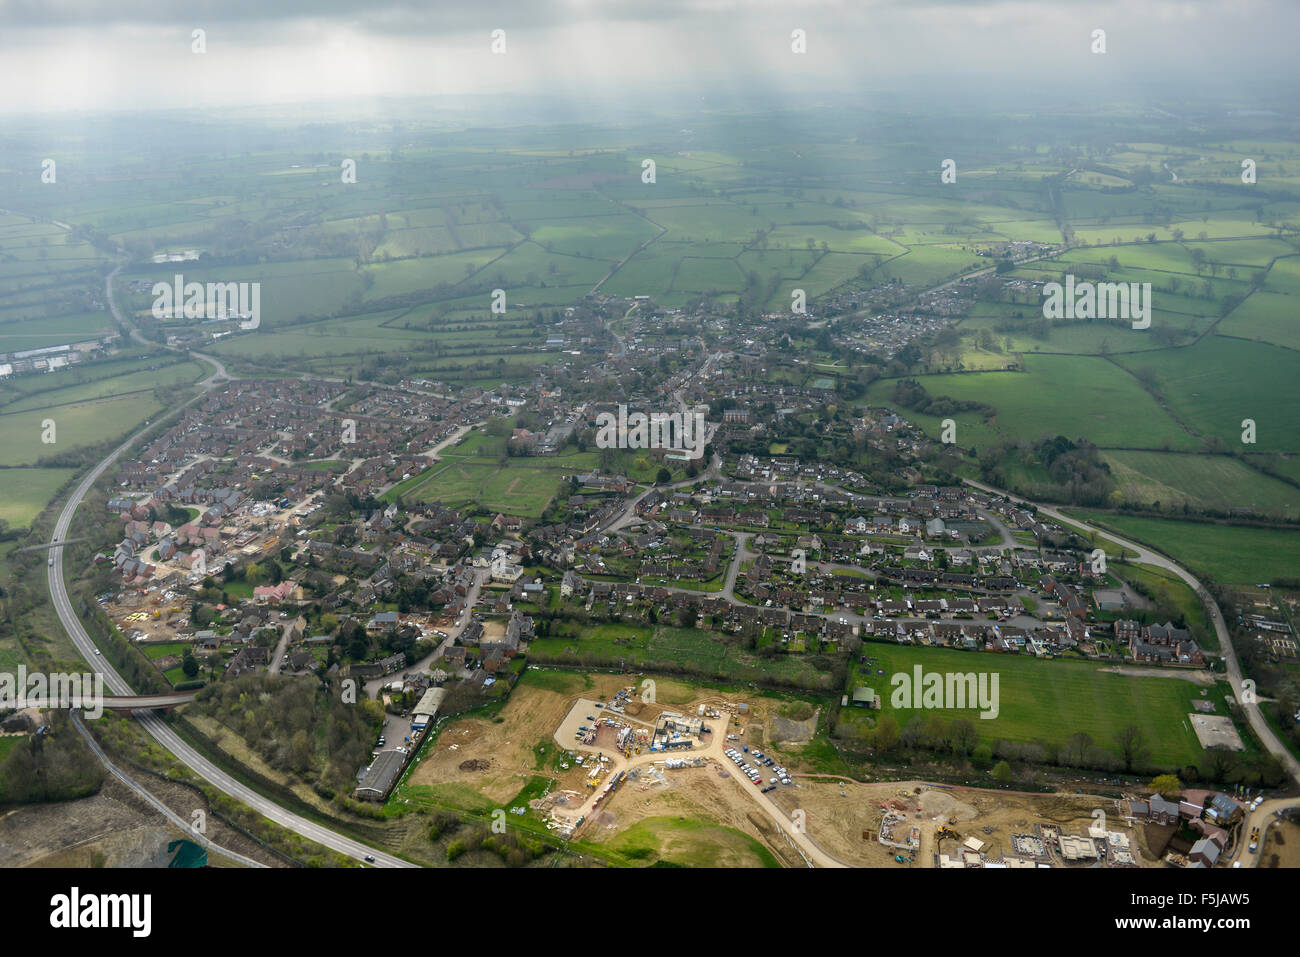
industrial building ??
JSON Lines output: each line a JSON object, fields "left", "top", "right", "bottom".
{"left": 411, "top": 687, "right": 446, "bottom": 732}
{"left": 354, "top": 750, "right": 406, "bottom": 801}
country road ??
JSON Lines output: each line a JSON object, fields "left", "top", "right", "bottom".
{"left": 964, "top": 477, "right": 1300, "bottom": 788}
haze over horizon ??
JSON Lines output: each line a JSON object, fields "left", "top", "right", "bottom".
{"left": 0, "top": 0, "right": 1296, "bottom": 116}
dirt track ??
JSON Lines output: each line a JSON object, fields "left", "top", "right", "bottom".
{"left": 1100, "top": 665, "right": 1215, "bottom": 686}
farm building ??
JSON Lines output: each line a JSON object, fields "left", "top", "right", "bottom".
{"left": 851, "top": 687, "right": 878, "bottom": 708}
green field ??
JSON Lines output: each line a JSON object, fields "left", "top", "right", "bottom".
{"left": 868, "top": 354, "right": 1197, "bottom": 452}
{"left": 1102, "top": 450, "right": 1299, "bottom": 517}
{"left": 0, "top": 393, "right": 164, "bottom": 466}
{"left": 529, "top": 624, "right": 838, "bottom": 691}
{"left": 598, "top": 816, "right": 780, "bottom": 868}
{"left": 397, "top": 459, "right": 562, "bottom": 518}
{"left": 143, "top": 642, "right": 191, "bottom": 660}
{"left": 1114, "top": 337, "right": 1300, "bottom": 454}
{"left": 1066, "top": 511, "right": 1300, "bottom": 586}
{"left": 0, "top": 311, "right": 117, "bottom": 353}
{"left": 1219, "top": 290, "right": 1300, "bottom": 350}
{"left": 0, "top": 359, "right": 204, "bottom": 414}
{"left": 0, "top": 467, "right": 76, "bottom": 528}
{"left": 853, "top": 642, "right": 1217, "bottom": 767}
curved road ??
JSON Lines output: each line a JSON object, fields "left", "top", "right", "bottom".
{"left": 48, "top": 420, "right": 413, "bottom": 866}
{"left": 70, "top": 710, "right": 268, "bottom": 868}
{"left": 964, "top": 477, "right": 1300, "bottom": 787}
{"left": 44, "top": 254, "right": 1294, "bottom": 867}
{"left": 44, "top": 317, "right": 413, "bottom": 865}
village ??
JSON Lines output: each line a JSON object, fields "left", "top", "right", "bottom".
{"left": 79, "top": 349, "right": 1233, "bottom": 719}
{"left": 62, "top": 344, "right": 1276, "bottom": 875}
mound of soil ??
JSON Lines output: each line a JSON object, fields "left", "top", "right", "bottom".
{"left": 458, "top": 759, "right": 491, "bottom": 772}
{"left": 919, "top": 789, "right": 977, "bottom": 822}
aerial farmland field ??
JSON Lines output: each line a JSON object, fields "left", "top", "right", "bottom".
{"left": 852, "top": 643, "right": 1218, "bottom": 767}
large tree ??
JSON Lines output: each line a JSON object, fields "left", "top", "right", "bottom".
{"left": 1150, "top": 774, "right": 1182, "bottom": 799}
{"left": 1116, "top": 725, "right": 1148, "bottom": 773}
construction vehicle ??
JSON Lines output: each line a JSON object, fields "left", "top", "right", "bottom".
{"left": 936, "top": 826, "right": 960, "bottom": 842}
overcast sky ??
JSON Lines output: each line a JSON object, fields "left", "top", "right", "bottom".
{"left": 0, "top": 0, "right": 1294, "bottom": 115}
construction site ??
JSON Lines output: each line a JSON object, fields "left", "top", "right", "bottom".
{"left": 400, "top": 669, "right": 1166, "bottom": 868}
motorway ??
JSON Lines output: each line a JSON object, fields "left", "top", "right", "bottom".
{"left": 46, "top": 423, "right": 1297, "bottom": 869}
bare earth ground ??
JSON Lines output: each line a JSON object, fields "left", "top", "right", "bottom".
{"left": 1189, "top": 714, "right": 1246, "bottom": 751}
{"left": 765, "top": 778, "right": 1143, "bottom": 866}
{"left": 0, "top": 775, "right": 276, "bottom": 867}
{"left": 1100, "top": 666, "right": 1215, "bottom": 686}
{"left": 584, "top": 765, "right": 806, "bottom": 868}
{"left": 407, "top": 674, "right": 636, "bottom": 807}
{"left": 408, "top": 673, "right": 812, "bottom": 863}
